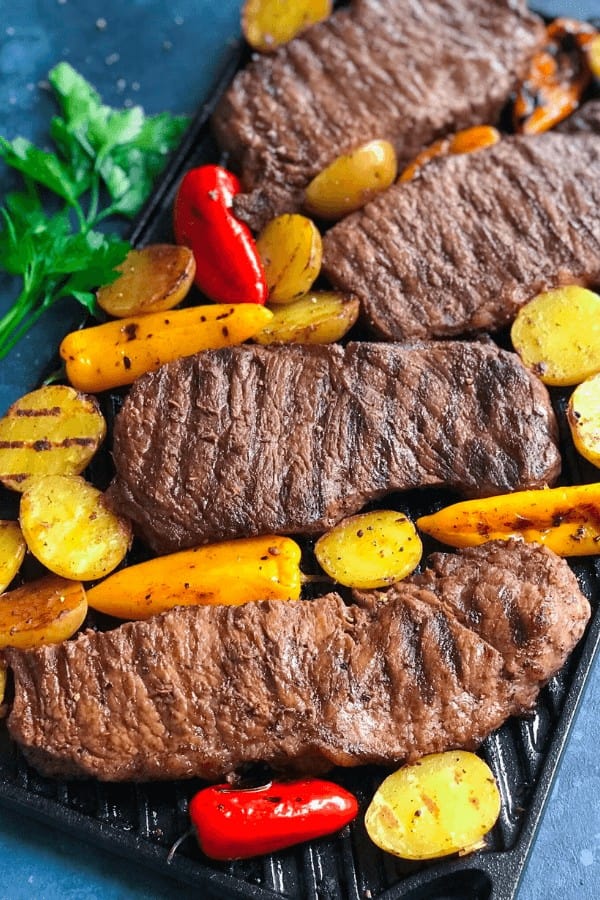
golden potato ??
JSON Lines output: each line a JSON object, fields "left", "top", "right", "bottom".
{"left": 588, "top": 34, "right": 600, "bottom": 78}
{"left": 257, "top": 215, "right": 322, "bottom": 304}
{"left": 0, "top": 520, "right": 26, "bottom": 592}
{"left": 568, "top": 374, "right": 600, "bottom": 468}
{"left": 0, "top": 575, "right": 87, "bottom": 649}
{"left": 304, "top": 140, "right": 398, "bottom": 220}
{"left": 365, "top": 751, "right": 501, "bottom": 860}
{"left": 253, "top": 291, "right": 360, "bottom": 345}
{"left": 511, "top": 286, "right": 600, "bottom": 386}
{"left": 20, "top": 475, "right": 131, "bottom": 581}
{"left": 242, "top": 0, "right": 332, "bottom": 52}
{"left": 0, "top": 385, "right": 106, "bottom": 493}
{"left": 96, "top": 244, "right": 196, "bottom": 318}
{"left": 315, "top": 510, "right": 422, "bottom": 589}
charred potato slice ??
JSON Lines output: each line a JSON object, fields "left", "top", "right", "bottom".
{"left": 365, "top": 751, "right": 501, "bottom": 860}
{"left": 511, "top": 286, "right": 600, "bottom": 386}
{"left": 568, "top": 374, "right": 600, "bottom": 468}
{"left": 242, "top": 0, "right": 332, "bottom": 52}
{"left": 96, "top": 244, "right": 196, "bottom": 318}
{"left": 304, "top": 140, "right": 398, "bottom": 220}
{"left": 0, "top": 575, "right": 87, "bottom": 649}
{"left": 0, "top": 385, "right": 106, "bottom": 493}
{"left": 257, "top": 215, "right": 322, "bottom": 304}
{"left": 253, "top": 291, "right": 359, "bottom": 345}
{"left": 20, "top": 474, "right": 131, "bottom": 581}
{"left": 0, "top": 520, "right": 26, "bottom": 592}
{"left": 315, "top": 510, "right": 422, "bottom": 589}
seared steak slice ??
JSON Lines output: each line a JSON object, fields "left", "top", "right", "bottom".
{"left": 108, "top": 342, "right": 560, "bottom": 554}
{"left": 213, "top": 0, "right": 543, "bottom": 231}
{"left": 322, "top": 132, "right": 600, "bottom": 341}
{"left": 3, "top": 542, "right": 589, "bottom": 782}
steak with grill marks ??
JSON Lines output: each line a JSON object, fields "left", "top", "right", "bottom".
{"left": 107, "top": 342, "right": 560, "bottom": 554}
{"left": 2, "top": 542, "right": 590, "bottom": 782}
{"left": 212, "top": 0, "right": 543, "bottom": 231}
{"left": 322, "top": 132, "right": 600, "bottom": 342}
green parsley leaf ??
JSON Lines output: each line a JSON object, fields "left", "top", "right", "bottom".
{"left": 0, "top": 63, "right": 189, "bottom": 360}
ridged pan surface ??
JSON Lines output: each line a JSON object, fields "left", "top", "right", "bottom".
{"left": 0, "top": 5, "right": 599, "bottom": 899}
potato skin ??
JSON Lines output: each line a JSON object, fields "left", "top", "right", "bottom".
{"left": 304, "top": 140, "right": 398, "bottom": 220}
{"left": 0, "top": 520, "right": 26, "bottom": 593}
{"left": 365, "top": 751, "right": 501, "bottom": 860}
{"left": 96, "top": 244, "right": 196, "bottom": 318}
{"left": 0, "top": 575, "right": 87, "bottom": 650}
{"left": 254, "top": 292, "right": 359, "bottom": 345}
{"left": 257, "top": 214, "right": 322, "bottom": 304}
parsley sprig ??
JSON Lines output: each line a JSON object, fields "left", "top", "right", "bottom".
{"left": 0, "top": 62, "right": 189, "bottom": 359}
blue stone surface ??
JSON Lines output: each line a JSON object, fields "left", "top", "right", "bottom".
{"left": 0, "top": 2, "right": 598, "bottom": 898}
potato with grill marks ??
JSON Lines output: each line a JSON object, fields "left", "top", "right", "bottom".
{"left": 0, "top": 385, "right": 106, "bottom": 493}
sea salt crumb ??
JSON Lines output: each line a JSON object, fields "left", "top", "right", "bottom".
{"left": 96, "top": 17, "right": 107, "bottom": 30}
{"left": 124, "top": 98, "right": 134, "bottom": 108}
{"left": 6, "top": 26, "right": 15, "bottom": 36}
{"left": 580, "top": 848, "right": 594, "bottom": 867}
{"left": 163, "top": 40, "right": 173, "bottom": 51}
{"left": 116, "top": 78, "right": 126, "bottom": 92}
{"left": 174, "top": 15, "right": 184, "bottom": 25}
{"left": 131, "top": 81, "right": 140, "bottom": 91}
{"left": 105, "top": 52, "right": 120, "bottom": 66}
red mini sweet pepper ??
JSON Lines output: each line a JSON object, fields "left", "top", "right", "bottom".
{"left": 189, "top": 778, "right": 359, "bottom": 860}
{"left": 173, "top": 164, "right": 267, "bottom": 305}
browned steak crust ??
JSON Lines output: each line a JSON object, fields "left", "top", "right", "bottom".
{"left": 322, "top": 132, "right": 600, "bottom": 341}
{"left": 3, "top": 542, "right": 589, "bottom": 782}
{"left": 213, "top": 0, "right": 543, "bottom": 230}
{"left": 107, "top": 342, "right": 560, "bottom": 554}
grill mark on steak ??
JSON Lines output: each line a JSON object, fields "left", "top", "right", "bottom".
{"left": 322, "top": 132, "right": 600, "bottom": 342}
{"left": 3, "top": 542, "right": 589, "bottom": 782}
{"left": 213, "top": 0, "right": 543, "bottom": 231}
{"left": 107, "top": 343, "right": 560, "bottom": 554}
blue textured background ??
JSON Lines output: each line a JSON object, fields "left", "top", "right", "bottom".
{"left": 0, "top": 1, "right": 599, "bottom": 898}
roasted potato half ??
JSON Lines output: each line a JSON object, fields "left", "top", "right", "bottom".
{"left": 20, "top": 474, "right": 131, "bottom": 581}
{"left": 511, "top": 286, "right": 600, "bottom": 386}
{"left": 254, "top": 292, "right": 360, "bottom": 345}
{"left": 304, "top": 140, "right": 398, "bottom": 220}
{"left": 257, "top": 214, "right": 322, "bottom": 304}
{"left": 568, "top": 374, "right": 600, "bottom": 468}
{"left": 365, "top": 751, "right": 501, "bottom": 860}
{"left": 242, "top": 0, "right": 332, "bottom": 52}
{"left": 0, "top": 520, "right": 26, "bottom": 593}
{"left": 0, "top": 385, "right": 106, "bottom": 493}
{"left": 0, "top": 575, "right": 87, "bottom": 650}
{"left": 315, "top": 510, "right": 422, "bottom": 589}
{"left": 96, "top": 244, "right": 196, "bottom": 318}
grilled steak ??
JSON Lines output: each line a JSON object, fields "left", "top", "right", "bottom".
{"left": 213, "top": 0, "right": 543, "bottom": 231}
{"left": 556, "top": 100, "right": 600, "bottom": 135}
{"left": 3, "top": 541, "right": 589, "bottom": 782}
{"left": 108, "top": 342, "right": 560, "bottom": 554}
{"left": 322, "top": 132, "right": 600, "bottom": 341}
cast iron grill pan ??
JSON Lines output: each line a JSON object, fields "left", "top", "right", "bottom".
{"left": 0, "top": 6, "right": 599, "bottom": 898}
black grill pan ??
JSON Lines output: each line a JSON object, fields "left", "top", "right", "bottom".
{"left": 1, "top": 5, "right": 599, "bottom": 898}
